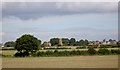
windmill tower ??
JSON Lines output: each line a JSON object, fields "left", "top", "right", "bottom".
{"left": 59, "top": 39, "right": 63, "bottom": 46}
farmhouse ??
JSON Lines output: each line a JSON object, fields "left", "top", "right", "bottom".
{"left": 44, "top": 42, "right": 51, "bottom": 46}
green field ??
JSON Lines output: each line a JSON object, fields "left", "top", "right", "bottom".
{"left": 2, "top": 55, "right": 118, "bottom": 68}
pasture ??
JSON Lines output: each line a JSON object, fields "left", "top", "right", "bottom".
{"left": 2, "top": 55, "right": 118, "bottom": 68}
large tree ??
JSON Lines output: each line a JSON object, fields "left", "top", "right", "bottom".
{"left": 15, "top": 34, "right": 40, "bottom": 53}
{"left": 4, "top": 41, "right": 15, "bottom": 47}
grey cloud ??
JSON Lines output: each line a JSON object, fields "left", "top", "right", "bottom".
{"left": 2, "top": 2, "right": 117, "bottom": 20}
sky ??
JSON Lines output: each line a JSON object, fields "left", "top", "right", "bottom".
{"left": 1, "top": 2, "right": 118, "bottom": 43}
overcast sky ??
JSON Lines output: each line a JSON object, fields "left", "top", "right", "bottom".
{"left": 1, "top": 2, "right": 118, "bottom": 43}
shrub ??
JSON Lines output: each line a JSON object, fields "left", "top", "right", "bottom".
{"left": 46, "top": 51, "right": 54, "bottom": 55}
{"left": 54, "top": 49, "right": 58, "bottom": 53}
{"left": 111, "top": 50, "right": 120, "bottom": 54}
{"left": 37, "top": 51, "right": 45, "bottom": 56}
{"left": 14, "top": 52, "right": 24, "bottom": 57}
{"left": 76, "top": 46, "right": 86, "bottom": 49}
{"left": 87, "top": 47, "right": 96, "bottom": 55}
{"left": 70, "top": 50, "right": 76, "bottom": 55}
{"left": 76, "top": 50, "right": 81, "bottom": 55}
{"left": 98, "top": 48, "right": 110, "bottom": 55}
{"left": 81, "top": 51, "right": 88, "bottom": 55}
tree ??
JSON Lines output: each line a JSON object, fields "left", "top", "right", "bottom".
{"left": 79, "top": 39, "right": 84, "bottom": 46}
{"left": 84, "top": 39, "right": 89, "bottom": 46}
{"left": 69, "top": 38, "right": 76, "bottom": 46}
{"left": 15, "top": 34, "right": 40, "bottom": 55}
{"left": 103, "top": 39, "right": 106, "bottom": 42}
{"left": 4, "top": 41, "right": 15, "bottom": 47}
{"left": 50, "top": 38, "right": 59, "bottom": 46}
{"left": 109, "top": 39, "right": 113, "bottom": 42}
{"left": 0, "top": 43, "right": 1, "bottom": 47}
{"left": 87, "top": 47, "right": 96, "bottom": 55}
{"left": 62, "top": 38, "right": 69, "bottom": 46}
{"left": 38, "top": 40, "right": 41, "bottom": 45}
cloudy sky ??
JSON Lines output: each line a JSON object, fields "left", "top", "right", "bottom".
{"left": 1, "top": 2, "right": 118, "bottom": 43}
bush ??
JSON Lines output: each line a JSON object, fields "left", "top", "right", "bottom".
{"left": 76, "top": 46, "right": 86, "bottom": 49}
{"left": 54, "top": 49, "right": 58, "bottom": 53}
{"left": 81, "top": 51, "right": 88, "bottom": 55}
{"left": 70, "top": 50, "right": 76, "bottom": 55}
{"left": 98, "top": 48, "right": 110, "bottom": 55}
{"left": 14, "top": 52, "right": 24, "bottom": 57}
{"left": 46, "top": 51, "right": 54, "bottom": 55}
{"left": 111, "top": 50, "right": 120, "bottom": 54}
{"left": 37, "top": 51, "right": 45, "bottom": 56}
{"left": 87, "top": 47, "right": 96, "bottom": 55}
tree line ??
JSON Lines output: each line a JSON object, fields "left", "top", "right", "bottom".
{"left": 1, "top": 34, "right": 119, "bottom": 57}
{"left": 49, "top": 38, "right": 89, "bottom": 46}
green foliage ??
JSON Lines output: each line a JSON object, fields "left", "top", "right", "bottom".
{"left": 50, "top": 38, "right": 59, "bottom": 46}
{"left": 87, "top": 47, "right": 96, "bottom": 55}
{"left": 4, "top": 41, "right": 15, "bottom": 47}
{"left": 41, "top": 44, "right": 45, "bottom": 47}
{"left": 69, "top": 38, "right": 76, "bottom": 46}
{"left": 44, "top": 47, "right": 71, "bottom": 50}
{"left": 54, "top": 49, "right": 58, "bottom": 53}
{"left": 98, "top": 48, "right": 110, "bottom": 55}
{"left": 15, "top": 34, "right": 40, "bottom": 57}
{"left": 111, "top": 50, "right": 120, "bottom": 54}
{"left": 38, "top": 40, "right": 41, "bottom": 45}
{"left": 46, "top": 51, "right": 54, "bottom": 55}
{"left": 37, "top": 51, "right": 45, "bottom": 56}
{"left": 62, "top": 38, "right": 69, "bottom": 46}
{"left": 76, "top": 46, "right": 86, "bottom": 49}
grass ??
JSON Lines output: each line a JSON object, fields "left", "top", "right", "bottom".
{"left": 2, "top": 55, "right": 118, "bottom": 68}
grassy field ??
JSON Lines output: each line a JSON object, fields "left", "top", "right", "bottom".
{"left": 2, "top": 48, "right": 119, "bottom": 56}
{"left": 2, "top": 55, "right": 118, "bottom": 68}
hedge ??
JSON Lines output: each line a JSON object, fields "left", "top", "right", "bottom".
{"left": 13, "top": 48, "right": 120, "bottom": 57}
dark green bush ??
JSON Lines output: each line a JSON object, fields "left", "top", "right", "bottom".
{"left": 54, "top": 49, "right": 58, "bottom": 53}
{"left": 98, "top": 48, "right": 110, "bottom": 55}
{"left": 111, "top": 50, "right": 120, "bottom": 54}
{"left": 76, "top": 46, "right": 86, "bottom": 49}
{"left": 87, "top": 47, "right": 96, "bottom": 55}
{"left": 46, "top": 51, "right": 54, "bottom": 55}
{"left": 44, "top": 47, "right": 71, "bottom": 50}
{"left": 14, "top": 52, "right": 24, "bottom": 57}
{"left": 37, "top": 51, "right": 45, "bottom": 56}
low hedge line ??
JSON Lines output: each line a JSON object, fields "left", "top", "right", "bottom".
{"left": 44, "top": 47, "right": 71, "bottom": 50}
{"left": 14, "top": 48, "right": 120, "bottom": 57}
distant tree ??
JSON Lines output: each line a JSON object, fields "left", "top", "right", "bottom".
{"left": 50, "top": 38, "right": 59, "bottom": 46}
{"left": 103, "top": 39, "right": 106, "bottom": 42}
{"left": 15, "top": 34, "right": 40, "bottom": 55}
{"left": 4, "top": 41, "right": 15, "bottom": 47}
{"left": 84, "top": 39, "right": 89, "bottom": 46}
{"left": 79, "top": 39, "right": 84, "bottom": 46}
{"left": 62, "top": 38, "right": 69, "bottom": 46}
{"left": 69, "top": 38, "right": 76, "bottom": 46}
{"left": 109, "top": 39, "right": 113, "bottom": 42}
{"left": 96, "top": 40, "right": 99, "bottom": 42}
{"left": 75, "top": 41, "right": 80, "bottom": 46}
{"left": 0, "top": 43, "right": 1, "bottom": 47}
